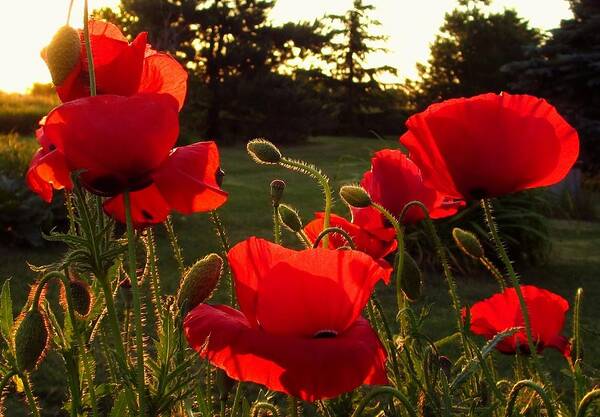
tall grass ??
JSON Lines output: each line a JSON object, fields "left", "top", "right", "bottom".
{"left": 0, "top": 90, "right": 58, "bottom": 134}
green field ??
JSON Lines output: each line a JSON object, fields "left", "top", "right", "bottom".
{"left": 1, "top": 136, "right": 600, "bottom": 414}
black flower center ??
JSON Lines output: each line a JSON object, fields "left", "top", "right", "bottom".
{"left": 313, "top": 329, "right": 338, "bottom": 339}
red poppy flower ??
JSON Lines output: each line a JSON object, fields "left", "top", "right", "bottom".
{"left": 44, "top": 20, "right": 187, "bottom": 109}
{"left": 304, "top": 212, "right": 396, "bottom": 274}
{"left": 28, "top": 94, "right": 227, "bottom": 226}
{"left": 401, "top": 93, "right": 579, "bottom": 200}
{"left": 463, "top": 285, "right": 570, "bottom": 357}
{"left": 357, "top": 149, "right": 461, "bottom": 224}
{"left": 184, "top": 237, "right": 389, "bottom": 401}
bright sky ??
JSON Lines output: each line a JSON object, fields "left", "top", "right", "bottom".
{"left": 0, "top": 0, "right": 572, "bottom": 93}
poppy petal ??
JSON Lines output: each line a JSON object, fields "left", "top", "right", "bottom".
{"left": 227, "top": 237, "right": 295, "bottom": 325}
{"left": 103, "top": 184, "right": 170, "bottom": 227}
{"left": 152, "top": 142, "right": 227, "bottom": 214}
{"left": 184, "top": 304, "right": 388, "bottom": 401}
{"left": 255, "top": 247, "right": 388, "bottom": 336}
{"left": 139, "top": 52, "right": 188, "bottom": 110}
{"left": 402, "top": 93, "right": 579, "bottom": 199}
{"left": 26, "top": 148, "right": 73, "bottom": 202}
{"left": 44, "top": 93, "right": 178, "bottom": 195}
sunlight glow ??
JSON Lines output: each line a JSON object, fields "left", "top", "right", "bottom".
{"left": 0, "top": 0, "right": 572, "bottom": 93}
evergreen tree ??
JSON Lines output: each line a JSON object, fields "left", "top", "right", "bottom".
{"left": 506, "top": 0, "right": 600, "bottom": 171}
{"left": 325, "top": 0, "right": 397, "bottom": 129}
{"left": 411, "top": 0, "right": 541, "bottom": 108}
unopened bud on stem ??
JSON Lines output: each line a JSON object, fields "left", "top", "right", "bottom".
{"left": 247, "top": 139, "right": 282, "bottom": 164}
{"left": 278, "top": 204, "right": 303, "bottom": 233}
{"left": 14, "top": 308, "right": 50, "bottom": 372}
{"left": 340, "top": 185, "right": 371, "bottom": 208}
{"left": 45, "top": 26, "right": 81, "bottom": 86}
{"left": 177, "top": 254, "right": 224, "bottom": 312}
{"left": 452, "top": 228, "right": 484, "bottom": 259}
{"left": 270, "top": 179, "right": 285, "bottom": 207}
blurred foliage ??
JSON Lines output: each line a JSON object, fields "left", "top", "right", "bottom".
{"left": 408, "top": 190, "right": 552, "bottom": 274}
{"left": 409, "top": 0, "right": 541, "bottom": 109}
{"left": 0, "top": 134, "right": 66, "bottom": 247}
{"left": 0, "top": 88, "right": 58, "bottom": 135}
{"left": 505, "top": 0, "right": 600, "bottom": 172}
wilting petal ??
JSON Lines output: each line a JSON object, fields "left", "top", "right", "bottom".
{"left": 103, "top": 184, "right": 170, "bottom": 227}
{"left": 139, "top": 52, "right": 187, "bottom": 110}
{"left": 255, "top": 247, "right": 388, "bottom": 337}
{"left": 184, "top": 305, "right": 388, "bottom": 401}
{"left": 402, "top": 93, "right": 579, "bottom": 199}
{"left": 153, "top": 142, "right": 227, "bottom": 214}
{"left": 227, "top": 237, "right": 295, "bottom": 325}
{"left": 44, "top": 93, "right": 178, "bottom": 195}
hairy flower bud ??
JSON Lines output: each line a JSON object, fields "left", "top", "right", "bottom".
{"left": 452, "top": 228, "right": 484, "bottom": 259}
{"left": 278, "top": 204, "right": 303, "bottom": 233}
{"left": 247, "top": 139, "right": 282, "bottom": 164}
{"left": 45, "top": 26, "right": 81, "bottom": 85}
{"left": 14, "top": 308, "right": 50, "bottom": 372}
{"left": 177, "top": 254, "right": 224, "bottom": 313}
{"left": 270, "top": 179, "right": 285, "bottom": 207}
{"left": 60, "top": 278, "right": 93, "bottom": 319}
{"left": 400, "top": 252, "right": 422, "bottom": 302}
{"left": 340, "top": 185, "right": 371, "bottom": 208}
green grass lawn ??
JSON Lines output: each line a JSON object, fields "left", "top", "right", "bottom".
{"left": 1, "top": 135, "right": 600, "bottom": 415}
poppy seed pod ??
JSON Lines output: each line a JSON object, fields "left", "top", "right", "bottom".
{"left": 60, "top": 279, "right": 93, "bottom": 319}
{"left": 14, "top": 308, "right": 50, "bottom": 372}
{"left": 270, "top": 179, "right": 285, "bottom": 207}
{"left": 340, "top": 185, "right": 371, "bottom": 208}
{"left": 452, "top": 228, "right": 484, "bottom": 259}
{"left": 400, "top": 252, "right": 422, "bottom": 302}
{"left": 177, "top": 254, "right": 224, "bottom": 312}
{"left": 45, "top": 26, "right": 81, "bottom": 85}
{"left": 247, "top": 139, "right": 282, "bottom": 164}
{"left": 278, "top": 204, "right": 303, "bottom": 233}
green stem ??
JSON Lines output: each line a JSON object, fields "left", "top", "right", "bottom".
{"left": 312, "top": 227, "right": 356, "bottom": 249}
{"left": 573, "top": 288, "right": 583, "bottom": 362}
{"left": 296, "top": 230, "right": 312, "bottom": 248}
{"left": 0, "top": 370, "right": 16, "bottom": 394}
{"left": 279, "top": 158, "right": 332, "bottom": 248}
{"left": 64, "top": 190, "right": 77, "bottom": 235}
{"left": 576, "top": 389, "right": 600, "bottom": 417}
{"left": 123, "top": 191, "right": 147, "bottom": 417}
{"left": 351, "top": 387, "right": 418, "bottom": 417}
{"left": 21, "top": 372, "right": 41, "bottom": 417}
{"left": 480, "top": 255, "right": 506, "bottom": 291}
{"left": 210, "top": 210, "right": 235, "bottom": 306}
{"left": 165, "top": 216, "right": 185, "bottom": 276}
{"left": 60, "top": 269, "right": 99, "bottom": 417}
{"left": 481, "top": 199, "right": 541, "bottom": 371}
{"left": 370, "top": 203, "right": 405, "bottom": 323}
{"left": 146, "top": 228, "right": 166, "bottom": 325}
{"left": 82, "top": 0, "right": 96, "bottom": 96}
{"left": 272, "top": 205, "right": 281, "bottom": 245}
{"left": 503, "top": 380, "right": 555, "bottom": 417}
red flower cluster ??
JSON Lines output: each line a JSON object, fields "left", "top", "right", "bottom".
{"left": 27, "top": 21, "right": 227, "bottom": 226}
{"left": 184, "top": 237, "right": 389, "bottom": 401}
{"left": 463, "top": 285, "right": 571, "bottom": 357}
{"left": 304, "top": 212, "right": 397, "bottom": 272}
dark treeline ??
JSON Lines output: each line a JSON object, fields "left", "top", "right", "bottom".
{"left": 96, "top": 0, "right": 599, "bottom": 170}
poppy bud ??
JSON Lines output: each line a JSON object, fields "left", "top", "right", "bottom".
{"left": 400, "top": 252, "right": 422, "bottom": 302}
{"left": 340, "top": 185, "right": 371, "bottom": 208}
{"left": 452, "top": 228, "right": 484, "bottom": 259}
{"left": 278, "top": 204, "right": 303, "bottom": 233}
{"left": 14, "top": 308, "right": 50, "bottom": 372}
{"left": 45, "top": 26, "right": 81, "bottom": 85}
{"left": 177, "top": 254, "right": 223, "bottom": 313}
{"left": 247, "top": 139, "right": 282, "bottom": 164}
{"left": 60, "top": 278, "right": 93, "bottom": 319}
{"left": 270, "top": 179, "right": 285, "bottom": 207}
